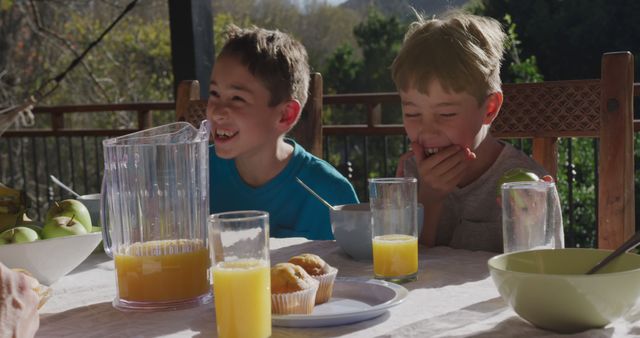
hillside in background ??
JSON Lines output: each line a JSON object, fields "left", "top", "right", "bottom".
{"left": 341, "top": 0, "right": 472, "bottom": 19}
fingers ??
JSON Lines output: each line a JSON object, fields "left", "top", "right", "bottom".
{"left": 464, "top": 147, "right": 477, "bottom": 160}
{"left": 415, "top": 145, "right": 475, "bottom": 198}
{"left": 395, "top": 151, "right": 414, "bottom": 177}
{"left": 419, "top": 145, "right": 470, "bottom": 177}
{"left": 16, "top": 272, "right": 40, "bottom": 338}
{"left": 411, "top": 142, "right": 425, "bottom": 163}
{"left": 541, "top": 175, "right": 554, "bottom": 183}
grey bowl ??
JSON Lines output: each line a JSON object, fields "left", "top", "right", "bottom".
{"left": 330, "top": 203, "right": 423, "bottom": 261}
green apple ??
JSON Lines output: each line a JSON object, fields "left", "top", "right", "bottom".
{"left": 42, "top": 216, "right": 87, "bottom": 239}
{"left": 0, "top": 226, "right": 40, "bottom": 245}
{"left": 46, "top": 199, "right": 92, "bottom": 233}
{"left": 496, "top": 168, "right": 540, "bottom": 198}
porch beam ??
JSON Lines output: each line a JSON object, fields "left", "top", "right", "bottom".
{"left": 168, "top": 0, "right": 214, "bottom": 100}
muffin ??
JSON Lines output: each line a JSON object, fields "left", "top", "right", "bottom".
{"left": 288, "top": 253, "right": 338, "bottom": 304}
{"left": 270, "top": 263, "right": 319, "bottom": 315}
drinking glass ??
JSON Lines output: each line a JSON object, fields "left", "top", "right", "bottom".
{"left": 501, "top": 181, "right": 565, "bottom": 253}
{"left": 368, "top": 177, "right": 418, "bottom": 283}
{"left": 209, "top": 211, "right": 271, "bottom": 338}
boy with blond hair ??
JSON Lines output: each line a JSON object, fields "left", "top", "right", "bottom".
{"left": 392, "top": 12, "right": 546, "bottom": 252}
{"left": 207, "top": 25, "right": 358, "bottom": 240}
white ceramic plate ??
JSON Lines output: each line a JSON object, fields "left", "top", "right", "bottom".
{"left": 272, "top": 277, "right": 409, "bottom": 327}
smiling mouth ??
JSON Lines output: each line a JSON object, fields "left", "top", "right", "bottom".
{"left": 424, "top": 147, "right": 440, "bottom": 157}
{"left": 215, "top": 129, "right": 238, "bottom": 140}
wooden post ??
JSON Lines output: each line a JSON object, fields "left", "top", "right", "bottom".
{"left": 138, "top": 110, "right": 152, "bottom": 130}
{"left": 168, "top": 0, "right": 214, "bottom": 100}
{"left": 598, "top": 51, "right": 635, "bottom": 249}
{"left": 291, "top": 73, "right": 323, "bottom": 157}
{"left": 51, "top": 112, "right": 64, "bottom": 131}
{"left": 532, "top": 137, "right": 558, "bottom": 179}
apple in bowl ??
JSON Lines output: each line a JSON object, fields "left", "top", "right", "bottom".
{"left": 0, "top": 226, "right": 40, "bottom": 244}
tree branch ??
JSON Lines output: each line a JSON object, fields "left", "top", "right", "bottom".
{"left": 23, "top": 0, "right": 113, "bottom": 102}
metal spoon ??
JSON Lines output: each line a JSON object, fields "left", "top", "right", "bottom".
{"left": 586, "top": 231, "right": 640, "bottom": 274}
{"left": 295, "top": 177, "right": 336, "bottom": 211}
{"left": 49, "top": 175, "right": 80, "bottom": 198}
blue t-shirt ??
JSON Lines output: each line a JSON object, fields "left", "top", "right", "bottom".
{"left": 209, "top": 139, "right": 359, "bottom": 240}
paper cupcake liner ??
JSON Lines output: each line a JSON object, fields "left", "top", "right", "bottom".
{"left": 271, "top": 279, "right": 319, "bottom": 315}
{"left": 312, "top": 267, "right": 338, "bottom": 304}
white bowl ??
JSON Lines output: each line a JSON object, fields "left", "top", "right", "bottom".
{"left": 77, "top": 193, "right": 101, "bottom": 227}
{"left": 0, "top": 232, "right": 102, "bottom": 285}
{"left": 330, "top": 203, "right": 423, "bottom": 260}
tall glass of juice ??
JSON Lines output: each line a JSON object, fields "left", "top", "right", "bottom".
{"left": 209, "top": 211, "right": 271, "bottom": 338}
{"left": 369, "top": 177, "right": 418, "bottom": 283}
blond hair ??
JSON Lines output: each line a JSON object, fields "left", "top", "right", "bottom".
{"left": 391, "top": 12, "right": 506, "bottom": 104}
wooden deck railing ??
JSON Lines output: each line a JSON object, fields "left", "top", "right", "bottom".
{"left": 1, "top": 84, "right": 639, "bottom": 247}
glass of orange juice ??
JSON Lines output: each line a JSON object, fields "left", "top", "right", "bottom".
{"left": 209, "top": 211, "right": 271, "bottom": 338}
{"left": 369, "top": 177, "right": 419, "bottom": 283}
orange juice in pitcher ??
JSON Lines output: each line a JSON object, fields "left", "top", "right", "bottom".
{"left": 115, "top": 240, "right": 210, "bottom": 303}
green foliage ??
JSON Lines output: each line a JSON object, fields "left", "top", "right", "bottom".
{"left": 2, "top": 1, "right": 174, "bottom": 127}
{"left": 321, "top": 10, "right": 408, "bottom": 189}
{"left": 0, "top": 0, "right": 12, "bottom": 11}
{"left": 212, "top": 0, "right": 359, "bottom": 70}
{"left": 323, "top": 44, "right": 361, "bottom": 94}
{"left": 213, "top": 13, "right": 251, "bottom": 58}
{"left": 323, "top": 9, "right": 405, "bottom": 96}
{"left": 475, "top": 0, "right": 640, "bottom": 81}
{"left": 555, "top": 138, "right": 598, "bottom": 248}
{"left": 501, "top": 14, "right": 543, "bottom": 84}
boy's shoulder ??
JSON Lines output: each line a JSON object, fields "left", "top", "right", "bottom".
{"left": 293, "top": 142, "right": 345, "bottom": 179}
{"left": 292, "top": 142, "right": 355, "bottom": 192}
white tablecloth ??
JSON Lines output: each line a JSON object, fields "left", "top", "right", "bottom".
{"left": 38, "top": 239, "right": 640, "bottom": 337}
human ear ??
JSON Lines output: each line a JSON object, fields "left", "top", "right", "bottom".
{"left": 278, "top": 99, "right": 302, "bottom": 131}
{"left": 483, "top": 92, "right": 503, "bottom": 124}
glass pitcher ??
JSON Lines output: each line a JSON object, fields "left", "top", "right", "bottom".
{"left": 101, "top": 121, "right": 211, "bottom": 311}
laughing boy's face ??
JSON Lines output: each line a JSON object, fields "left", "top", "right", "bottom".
{"left": 400, "top": 78, "right": 489, "bottom": 158}
{"left": 206, "top": 55, "right": 284, "bottom": 160}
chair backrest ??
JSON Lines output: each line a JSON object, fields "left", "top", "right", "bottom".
{"left": 491, "top": 51, "right": 635, "bottom": 250}
{"left": 175, "top": 73, "right": 324, "bottom": 157}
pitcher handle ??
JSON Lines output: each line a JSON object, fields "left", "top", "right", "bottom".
{"left": 100, "top": 175, "right": 113, "bottom": 258}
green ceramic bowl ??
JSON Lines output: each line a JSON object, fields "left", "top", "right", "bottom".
{"left": 488, "top": 248, "right": 640, "bottom": 333}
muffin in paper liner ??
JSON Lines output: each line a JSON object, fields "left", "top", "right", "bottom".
{"left": 271, "top": 279, "right": 319, "bottom": 315}
{"left": 312, "top": 267, "right": 338, "bottom": 304}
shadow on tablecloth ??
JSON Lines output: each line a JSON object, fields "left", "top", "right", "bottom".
{"left": 373, "top": 297, "right": 618, "bottom": 338}
{"left": 38, "top": 300, "right": 217, "bottom": 338}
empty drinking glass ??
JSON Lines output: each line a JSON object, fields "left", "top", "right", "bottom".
{"left": 501, "top": 181, "right": 564, "bottom": 253}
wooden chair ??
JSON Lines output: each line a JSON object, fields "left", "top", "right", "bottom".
{"left": 175, "top": 73, "right": 324, "bottom": 157}
{"left": 491, "top": 51, "right": 635, "bottom": 250}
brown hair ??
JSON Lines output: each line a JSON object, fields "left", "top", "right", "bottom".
{"left": 218, "top": 25, "right": 310, "bottom": 108}
{"left": 391, "top": 12, "right": 506, "bottom": 104}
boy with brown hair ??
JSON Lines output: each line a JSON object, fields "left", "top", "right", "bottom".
{"left": 392, "top": 12, "right": 546, "bottom": 252}
{"left": 207, "top": 25, "right": 358, "bottom": 240}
